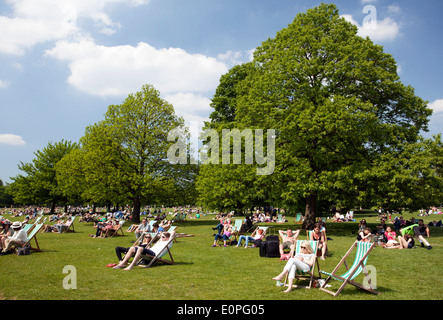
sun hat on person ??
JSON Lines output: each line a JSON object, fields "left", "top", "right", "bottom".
{"left": 11, "top": 221, "right": 22, "bottom": 229}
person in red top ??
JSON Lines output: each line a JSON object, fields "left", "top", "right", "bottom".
{"left": 382, "top": 226, "right": 400, "bottom": 249}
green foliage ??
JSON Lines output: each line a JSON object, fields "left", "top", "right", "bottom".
{"left": 0, "top": 180, "right": 14, "bottom": 206}
{"left": 198, "top": 3, "right": 434, "bottom": 226}
{"left": 69, "top": 84, "right": 194, "bottom": 222}
{"left": 9, "top": 140, "right": 79, "bottom": 210}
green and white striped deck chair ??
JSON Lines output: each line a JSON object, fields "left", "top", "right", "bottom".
{"left": 319, "top": 240, "right": 378, "bottom": 296}
{"left": 231, "top": 219, "right": 244, "bottom": 239}
{"left": 295, "top": 213, "right": 303, "bottom": 223}
{"left": 283, "top": 240, "right": 321, "bottom": 289}
{"left": 20, "top": 222, "right": 45, "bottom": 252}
{"left": 23, "top": 216, "right": 43, "bottom": 234}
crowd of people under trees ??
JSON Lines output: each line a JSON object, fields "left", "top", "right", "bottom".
{"left": 1, "top": 205, "right": 441, "bottom": 286}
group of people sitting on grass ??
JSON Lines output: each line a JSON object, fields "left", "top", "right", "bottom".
{"left": 209, "top": 214, "right": 330, "bottom": 261}
{"left": 357, "top": 217, "right": 432, "bottom": 250}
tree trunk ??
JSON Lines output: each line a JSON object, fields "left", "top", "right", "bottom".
{"left": 303, "top": 193, "right": 317, "bottom": 229}
{"left": 132, "top": 196, "right": 141, "bottom": 223}
{"left": 50, "top": 202, "right": 56, "bottom": 215}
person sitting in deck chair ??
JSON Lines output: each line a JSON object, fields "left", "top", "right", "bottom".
{"left": 113, "top": 231, "right": 176, "bottom": 270}
{"left": 1, "top": 222, "right": 28, "bottom": 254}
{"left": 279, "top": 229, "right": 300, "bottom": 256}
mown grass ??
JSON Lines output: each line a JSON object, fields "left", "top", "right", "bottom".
{"left": 0, "top": 211, "right": 442, "bottom": 300}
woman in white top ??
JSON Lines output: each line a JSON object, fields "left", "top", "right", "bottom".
{"left": 272, "top": 240, "right": 316, "bottom": 293}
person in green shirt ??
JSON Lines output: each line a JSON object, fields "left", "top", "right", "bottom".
{"left": 400, "top": 224, "right": 432, "bottom": 250}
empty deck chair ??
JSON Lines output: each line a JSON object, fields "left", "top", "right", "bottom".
{"left": 295, "top": 213, "right": 303, "bottom": 224}
{"left": 319, "top": 240, "right": 378, "bottom": 296}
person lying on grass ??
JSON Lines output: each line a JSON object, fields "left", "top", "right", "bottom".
{"left": 113, "top": 231, "right": 175, "bottom": 270}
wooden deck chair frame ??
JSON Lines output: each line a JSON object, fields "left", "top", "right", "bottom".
{"left": 307, "top": 229, "right": 329, "bottom": 257}
{"left": 107, "top": 220, "right": 125, "bottom": 237}
{"left": 245, "top": 223, "right": 257, "bottom": 233}
{"left": 19, "top": 223, "right": 44, "bottom": 252}
{"left": 283, "top": 240, "right": 321, "bottom": 289}
{"left": 23, "top": 216, "right": 43, "bottom": 234}
{"left": 63, "top": 216, "right": 76, "bottom": 233}
{"left": 216, "top": 227, "right": 236, "bottom": 246}
{"left": 256, "top": 226, "right": 269, "bottom": 238}
{"left": 319, "top": 240, "right": 378, "bottom": 296}
{"left": 229, "top": 219, "right": 244, "bottom": 243}
{"left": 139, "top": 234, "right": 176, "bottom": 268}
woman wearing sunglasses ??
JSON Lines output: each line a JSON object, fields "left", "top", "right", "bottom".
{"left": 272, "top": 241, "right": 315, "bottom": 293}
{"left": 113, "top": 231, "right": 175, "bottom": 270}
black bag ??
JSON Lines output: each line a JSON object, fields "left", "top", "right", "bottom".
{"left": 259, "top": 240, "right": 267, "bottom": 257}
{"left": 264, "top": 235, "right": 280, "bottom": 258}
{"left": 16, "top": 245, "right": 31, "bottom": 256}
{"left": 253, "top": 238, "right": 262, "bottom": 248}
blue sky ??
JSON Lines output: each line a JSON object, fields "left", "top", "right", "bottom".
{"left": 0, "top": 0, "right": 442, "bottom": 183}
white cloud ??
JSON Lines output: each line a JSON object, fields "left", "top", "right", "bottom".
{"left": 387, "top": 5, "right": 401, "bottom": 14}
{"left": 0, "top": 0, "right": 150, "bottom": 55}
{"left": 429, "top": 99, "right": 443, "bottom": 114}
{"left": 0, "top": 80, "right": 11, "bottom": 88}
{"left": 164, "top": 92, "right": 212, "bottom": 124}
{"left": 45, "top": 39, "right": 229, "bottom": 125}
{"left": 45, "top": 40, "right": 228, "bottom": 97}
{"left": 0, "top": 134, "right": 26, "bottom": 145}
{"left": 342, "top": 14, "right": 400, "bottom": 42}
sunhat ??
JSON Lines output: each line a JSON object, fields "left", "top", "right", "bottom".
{"left": 11, "top": 221, "right": 22, "bottom": 229}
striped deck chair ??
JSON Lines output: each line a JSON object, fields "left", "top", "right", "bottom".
{"left": 63, "top": 216, "right": 76, "bottom": 233}
{"left": 257, "top": 226, "right": 269, "bottom": 237}
{"left": 22, "top": 216, "right": 43, "bottom": 234}
{"left": 20, "top": 222, "right": 45, "bottom": 252}
{"left": 319, "top": 240, "right": 378, "bottom": 296}
{"left": 229, "top": 219, "right": 244, "bottom": 243}
{"left": 307, "top": 229, "right": 329, "bottom": 257}
{"left": 295, "top": 213, "right": 303, "bottom": 224}
{"left": 283, "top": 240, "right": 321, "bottom": 289}
{"left": 139, "top": 232, "right": 176, "bottom": 268}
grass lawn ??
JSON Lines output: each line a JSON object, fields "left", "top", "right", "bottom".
{"left": 0, "top": 211, "right": 442, "bottom": 301}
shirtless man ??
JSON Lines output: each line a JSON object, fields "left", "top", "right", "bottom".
{"left": 278, "top": 229, "right": 300, "bottom": 256}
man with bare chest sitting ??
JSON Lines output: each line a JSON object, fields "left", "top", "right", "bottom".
{"left": 279, "top": 229, "right": 300, "bottom": 256}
